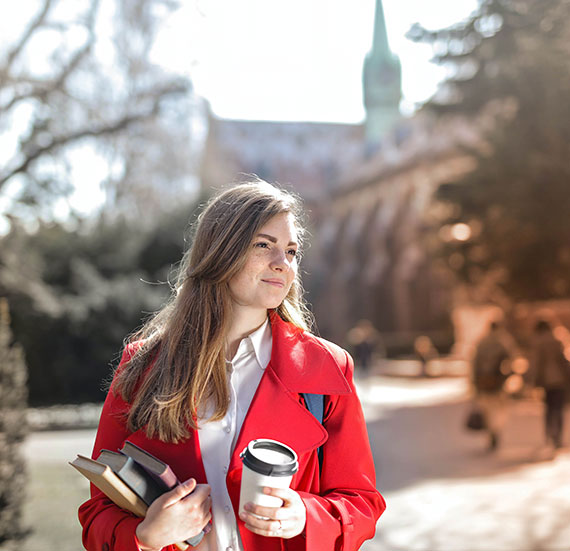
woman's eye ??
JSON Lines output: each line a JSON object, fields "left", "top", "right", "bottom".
{"left": 287, "top": 249, "right": 298, "bottom": 257}
{"left": 254, "top": 242, "right": 269, "bottom": 249}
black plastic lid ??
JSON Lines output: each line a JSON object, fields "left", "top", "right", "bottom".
{"left": 240, "top": 439, "right": 299, "bottom": 477}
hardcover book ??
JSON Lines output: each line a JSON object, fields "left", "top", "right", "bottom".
{"left": 97, "top": 449, "right": 166, "bottom": 505}
{"left": 70, "top": 442, "right": 209, "bottom": 548}
{"left": 70, "top": 455, "right": 147, "bottom": 517}
{"left": 120, "top": 440, "right": 179, "bottom": 489}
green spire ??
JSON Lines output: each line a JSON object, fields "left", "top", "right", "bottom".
{"left": 372, "top": 0, "right": 390, "bottom": 53}
{"left": 362, "top": 0, "right": 402, "bottom": 148}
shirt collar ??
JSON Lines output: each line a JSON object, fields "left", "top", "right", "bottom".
{"left": 247, "top": 316, "right": 272, "bottom": 370}
{"left": 230, "top": 316, "right": 272, "bottom": 371}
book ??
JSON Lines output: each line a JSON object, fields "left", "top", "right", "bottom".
{"left": 70, "top": 447, "right": 207, "bottom": 549}
{"left": 98, "top": 449, "right": 167, "bottom": 506}
{"left": 115, "top": 442, "right": 210, "bottom": 545}
{"left": 70, "top": 454, "right": 147, "bottom": 517}
{"left": 120, "top": 441, "right": 179, "bottom": 489}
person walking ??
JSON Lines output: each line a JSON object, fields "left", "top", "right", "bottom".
{"left": 530, "top": 320, "right": 570, "bottom": 450}
{"left": 471, "top": 321, "right": 511, "bottom": 451}
{"left": 78, "top": 180, "right": 385, "bottom": 551}
{"left": 346, "top": 319, "right": 384, "bottom": 376}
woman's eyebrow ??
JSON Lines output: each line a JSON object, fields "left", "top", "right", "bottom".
{"left": 256, "top": 233, "right": 298, "bottom": 247}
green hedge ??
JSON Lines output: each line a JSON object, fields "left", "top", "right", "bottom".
{"left": 0, "top": 199, "right": 202, "bottom": 406}
{"left": 0, "top": 299, "right": 29, "bottom": 546}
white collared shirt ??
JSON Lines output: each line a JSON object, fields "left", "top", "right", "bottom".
{"left": 198, "top": 317, "right": 272, "bottom": 551}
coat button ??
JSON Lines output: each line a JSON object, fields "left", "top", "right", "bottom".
{"left": 102, "top": 544, "right": 109, "bottom": 551}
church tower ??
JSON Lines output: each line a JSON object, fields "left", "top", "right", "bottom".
{"left": 362, "top": 0, "right": 402, "bottom": 149}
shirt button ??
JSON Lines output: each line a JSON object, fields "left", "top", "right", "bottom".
{"left": 223, "top": 466, "right": 228, "bottom": 474}
{"left": 224, "top": 426, "right": 231, "bottom": 433}
{"left": 226, "top": 547, "right": 234, "bottom": 551}
{"left": 224, "top": 505, "right": 231, "bottom": 513}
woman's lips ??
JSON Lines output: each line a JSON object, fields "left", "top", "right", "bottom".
{"left": 262, "top": 279, "right": 285, "bottom": 287}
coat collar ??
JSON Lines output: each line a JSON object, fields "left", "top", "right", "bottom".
{"left": 226, "top": 312, "right": 352, "bottom": 475}
{"left": 267, "top": 310, "right": 352, "bottom": 395}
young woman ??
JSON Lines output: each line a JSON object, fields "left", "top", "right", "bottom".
{"left": 78, "top": 180, "right": 385, "bottom": 551}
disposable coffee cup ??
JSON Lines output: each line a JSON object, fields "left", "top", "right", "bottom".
{"left": 239, "top": 438, "right": 298, "bottom": 516}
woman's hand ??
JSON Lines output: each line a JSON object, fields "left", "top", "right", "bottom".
{"left": 239, "top": 487, "right": 306, "bottom": 539}
{"left": 136, "top": 479, "right": 212, "bottom": 551}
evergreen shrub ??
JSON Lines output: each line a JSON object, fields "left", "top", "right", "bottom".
{"left": 0, "top": 298, "right": 29, "bottom": 547}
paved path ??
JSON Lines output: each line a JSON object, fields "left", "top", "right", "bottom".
{"left": 24, "top": 428, "right": 96, "bottom": 463}
{"left": 357, "top": 374, "right": 570, "bottom": 551}
{"left": 24, "top": 375, "right": 570, "bottom": 551}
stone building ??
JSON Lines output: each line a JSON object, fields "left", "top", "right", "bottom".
{"left": 198, "top": 0, "right": 480, "bottom": 353}
{"left": 362, "top": 0, "right": 402, "bottom": 149}
{"left": 199, "top": 0, "right": 402, "bottom": 204}
{"left": 306, "top": 117, "right": 478, "bottom": 350}
{"left": 199, "top": 114, "right": 364, "bottom": 204}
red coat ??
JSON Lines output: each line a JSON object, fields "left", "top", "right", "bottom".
{"left": 78, "top": 313, "right": 385, "bottom": 550}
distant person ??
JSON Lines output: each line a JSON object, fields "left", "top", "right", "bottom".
{"left": 78, "top": 180, "right": 384, "bottom": 551}
{"left": 413, "top": 335, "right": 437, "bottom": 377}
{"left": 347, "top": 319, "right": 384, "bottom": 375}
{"left": 471, "top": 321, "right": 511, "bottom": 451}
{"left": 530, "top": 320, "right": 570, "bottom": 449}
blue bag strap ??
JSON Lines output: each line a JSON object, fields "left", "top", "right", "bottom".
{"left": 302, "top": 393, "right": 325, "bottom": 471}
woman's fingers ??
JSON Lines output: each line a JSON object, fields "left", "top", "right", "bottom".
{"left": 239, "top": 487, "right": 306, "bottom": 539}
{"left": 138, "top": 481, "right": 212, "bottom": 550}
{"left": 159, "top": 478, "right": 198, "bottom": 508}
{"left": 239, "top": 503, "right": 282, "bottom": 536}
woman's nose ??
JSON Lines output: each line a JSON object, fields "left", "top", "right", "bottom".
{"left": 270, "top": 249, "right": 289, "bottom": 271}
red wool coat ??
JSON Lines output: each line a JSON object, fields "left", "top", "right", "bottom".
{"left": 78, "top": 313, "right": 385, "bottom": 551}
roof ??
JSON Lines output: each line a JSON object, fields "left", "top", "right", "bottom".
{"left": 200, "top": 115, "right": 366, "bottom": 201}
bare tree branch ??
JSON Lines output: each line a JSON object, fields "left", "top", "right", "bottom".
{"left": 51, "top": 0, "right": 100, "bottom": 92}
{"left": 3, "top": 0, "right": 54, "bottom": 74}
{"left": 1, "top": 0, "right": 100, "bottom": 114}
{"left": 0, "top": 82, "right": 189, "bottom": 189}
{"left": 0, "top": 0, "right": 196, "bottom": 221}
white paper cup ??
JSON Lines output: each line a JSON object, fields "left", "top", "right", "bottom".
{"left": 239, "top": 439, "right": 298, "bottom": 516}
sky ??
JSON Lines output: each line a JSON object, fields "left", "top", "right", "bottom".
{"left": 1, "top": 0, "right": 480, "bottom": 227}
{"left": 152, "top": 0, "right": 479, "bottom": 122}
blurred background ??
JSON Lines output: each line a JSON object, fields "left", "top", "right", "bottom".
{"left": 1, "top": 0, "right": 570, "bottom": 549}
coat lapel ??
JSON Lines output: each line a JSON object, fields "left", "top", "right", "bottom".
{"left": 228, "top": 312, "right": 351, "bottom": 474}
{"left": 228, "top": 366, "right": 326, "bottom": 474}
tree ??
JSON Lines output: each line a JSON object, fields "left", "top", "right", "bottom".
{"left": 0, "top": 0, "right": 197, "bottom": 226}
{"left": 0, "top": 299, "right": 28, "bottom": 548}
{"left": 0, "top": 193, "right": 207, "bottom": 405}
{"left": 409, "top": 0, "right": 570, "bottom": 303}
{"left": 0, "top": 0, "right": 208, "bottom": 404}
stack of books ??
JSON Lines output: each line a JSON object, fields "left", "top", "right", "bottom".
{"left": 70, "top": 441, "right": 207, "bottom": 549}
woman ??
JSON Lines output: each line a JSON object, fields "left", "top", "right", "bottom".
{"left": 79, "top": 180, "right": 385, "bottom": 551}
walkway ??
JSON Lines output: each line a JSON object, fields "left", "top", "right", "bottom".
{"left": 359, "top": 374, "right": 570, "bottom": 551}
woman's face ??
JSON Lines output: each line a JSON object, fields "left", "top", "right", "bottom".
{"left": 229, "top": 212, "right": 299, "bottom": 315}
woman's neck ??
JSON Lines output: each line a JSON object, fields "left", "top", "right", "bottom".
{"left": 226, "top": 307, "right": 268, "bottom": 360}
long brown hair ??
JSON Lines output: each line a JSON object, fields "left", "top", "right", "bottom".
{"left": 113, "top": 180, "right": 312, "bottom": 442}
